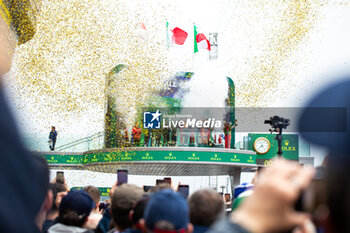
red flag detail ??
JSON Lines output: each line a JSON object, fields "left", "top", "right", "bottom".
{"left": 140, "top": 22, "right": 147, "bottom": 30}
{"left": 171, "top": 27, "right": 188, "bottom": 45}
{"left": 196, "top": 33, "right": 211, "bottom": 51}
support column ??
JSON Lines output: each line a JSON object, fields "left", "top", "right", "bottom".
{"left": 228, "top": 167, "right": 241, "bottom": 195}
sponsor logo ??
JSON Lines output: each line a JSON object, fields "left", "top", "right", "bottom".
{"left": 143, "top": 110, "right": 162, "bottom": 129}
{"left": 143, "top": 109, "right": 223, "bottom": 129}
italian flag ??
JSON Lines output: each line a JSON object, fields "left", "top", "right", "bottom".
{"left": 167, "top": 21, "right": 188, "bottom": 47}
{"left": 194, "top": 25, "right": 211, "bottom": 53}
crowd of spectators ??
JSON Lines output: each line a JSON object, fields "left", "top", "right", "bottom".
{"left": 21, "top": 153, "right": 348, "bottom": 233}
{"left": 35, "top": 171, "right": 228, "bottom": 233}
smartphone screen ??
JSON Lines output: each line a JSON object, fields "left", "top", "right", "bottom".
{"left": 143, "top": 185, "right": 155, "bottom": 192}
{"left": 56, "top": 171, "right": 64, "bottom": 180}
{"left": 164, "top": 177, "right": 172, "bottom": 185}
{"left": 178, "top": 185, "right": 189, "bottom": 199}
{"left": 156, "top": 179, "right": 165, "bottom": 185}
{"left": 117, "top": 169, "right": 128, "bottom": 186}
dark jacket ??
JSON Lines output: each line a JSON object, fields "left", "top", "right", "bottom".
{"left": 193, "top": 225, "right": 210, "bottom": 233}
{"left": 49, "top": 130, "right": 58, "bottom": 141}
{"left": 47, "top": 208, "right": 112, "bottom": 233}
{"left": 121, "top": 228, "right": 142, "bottom": 233}
{"left": 94, "top": 208, "right": 112, "bottom": 233}
{"left": 43, "top": 219, "right": 58, "bottom": 233}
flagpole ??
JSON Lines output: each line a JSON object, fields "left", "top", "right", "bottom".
{"left": 166, "top": 19, "right": 169, "bottom": 50}
{"left": 193, "top": 23, "right": 195, "bottom": 72}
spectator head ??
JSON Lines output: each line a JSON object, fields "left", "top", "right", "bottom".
{"left": 58, "top": 190, "right": 95, "bottom": 227}
{"left": 51, "top": 126, "right": 55, "bottom": 131}
{"left": 83, "top": 185, "right": 100, "bottom": 209}
{"left": 143, "top": 189, "right": 193, "bottom": 233}
{"left": 49, "top": 183, "right": 67, "bottom": 213}
{"left": 111, "top": 184, "right": 144, "bottom": 231}
{"left": 188, "top": 189, "right": 225, "bottom": 227}
{"left": 130, "top": 195, "right": 150, "bottom": 228}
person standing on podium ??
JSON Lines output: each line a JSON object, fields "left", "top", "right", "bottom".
{"left": 49, "top": 126, "right": 58, "bottom": 151}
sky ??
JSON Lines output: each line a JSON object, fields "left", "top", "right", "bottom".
{"left": 4, "top": 0, "right": 350, "bottom": 192}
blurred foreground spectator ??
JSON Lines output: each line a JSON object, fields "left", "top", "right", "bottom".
{"left": 0, "top": 38, "right": 49, "bottom": 231}
{"left": 42, "top": 183, "right": 67, "bottom": 232}
{"left": 84, "top": 186, "right": 103, "bottom": 229}
{"left": 47, "top": 190, "right": 95, "bottom": 233}
{"left": 189, "top": 189, "right": 225, "bottom": 233}
{"left": 0, "top": 3, "right": 50, "bottom": 232}
{"left": 143, "top": 189, "right": 193, "bottom": 233}
{"left": 126, "top": 195, "right": 150, "bottom": 233}
{"left": 110, "top": 184, "right": 144, "bottom": 233}
{"left": 298, "top": 79, "right": 350, "bottom": 233}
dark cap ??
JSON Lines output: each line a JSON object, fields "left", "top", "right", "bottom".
{"left": 143, "top": 189, "right": 189, "bottom": 231}
{"left": 59, "top": 190, "right": 95, "bottom": 217}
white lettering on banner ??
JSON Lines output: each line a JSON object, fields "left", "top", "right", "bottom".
{"left": 215, "top": 121, "right": 222, "bottom": 128}
{"left": 178, "top": 121, "right": 184, "bottom": 127}
{"left": 187, "top": 119, "right": 196, "bottom": 127}
{"left": 163, "top": 118, "right": 222, "bottom": 129}
{"left": 196, "top": 120, "right": 203, "bottom": 128}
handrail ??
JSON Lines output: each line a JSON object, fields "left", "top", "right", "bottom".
{"left": 56, "top": 131, "right": 104, "bottom": 151}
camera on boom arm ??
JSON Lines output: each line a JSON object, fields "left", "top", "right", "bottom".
{"left": 264, "top": 116, "right": 290, "bottom": 157}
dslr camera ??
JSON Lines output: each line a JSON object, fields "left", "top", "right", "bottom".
{"left": 264, "top": 116, "right": 290, "bottom": 131}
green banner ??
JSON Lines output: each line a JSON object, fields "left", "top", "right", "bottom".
{"left": 71, "top": 187, "right": 111, "bottom": 197}
{"left": 41, "top": 149, "right": 256, "bottom": 166}
{"left": 42, "top": 154, "right": 83, "bottom": 164}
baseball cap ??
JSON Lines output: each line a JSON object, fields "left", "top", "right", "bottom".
{"left": 59, "top": 190, "right": 95, "bottom": 217}
{"left": 112, "top": 184, "right": 144, "bottom": 209}
{"left": 143, "top": 189, "right": 189, "bottom": 232}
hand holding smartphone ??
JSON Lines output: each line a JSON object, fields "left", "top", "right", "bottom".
{"left": 56, "top": 171, "right": 64, "bottom": 184}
